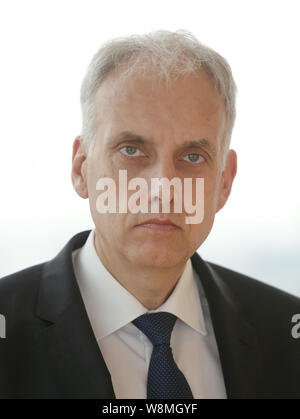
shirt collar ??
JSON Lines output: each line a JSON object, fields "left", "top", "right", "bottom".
{"left": 72, "top": 229, "right": 207, "bottom": 340}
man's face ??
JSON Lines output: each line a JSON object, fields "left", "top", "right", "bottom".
{"left": 72, "top": 69, "right": 237, "bottom": 269}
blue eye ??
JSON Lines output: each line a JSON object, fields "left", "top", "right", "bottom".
{"left": 183, "top": 153, "right": 204, "bottom": 164}
{"left": 120, "top": 146, "right": 145, "bottom": 157}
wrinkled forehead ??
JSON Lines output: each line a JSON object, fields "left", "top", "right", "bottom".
{"left": 92, "top": 66, "right": 226, "bottom": 154}
{"left": 94, "top": 61, "right": 224, "bottom": 110}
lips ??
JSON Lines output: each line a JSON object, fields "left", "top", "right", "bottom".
{"left": 136, "top": 218, "right": 181, "bottom": 231}
{"left": 138, "top": 218, "right": 177, "bottom": 226}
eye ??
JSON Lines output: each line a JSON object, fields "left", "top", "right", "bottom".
{"left": 120, "top": 146, "right": 145, "bottom": 157}
{"left": 183, "top": 153, "right": 205, "bottom": 164}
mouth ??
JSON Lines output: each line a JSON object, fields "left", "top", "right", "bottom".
{"left": 135, "top": 218, "right": 181, "bottom": 232}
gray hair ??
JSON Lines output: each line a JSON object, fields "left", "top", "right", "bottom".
{"left": 80, "top": 29, "right": 237, "bottom": 167}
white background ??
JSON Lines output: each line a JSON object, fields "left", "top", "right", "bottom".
{"left": 0, "top": 0, "right": 299, "bottom": 295}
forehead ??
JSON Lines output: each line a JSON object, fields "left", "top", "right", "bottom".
{"left": 93, "top": 67, "right": 226, "bottom": 148}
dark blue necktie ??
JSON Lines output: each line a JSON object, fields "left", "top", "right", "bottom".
{"left": 132, "top": 311, "right": 194, "bottom": 399}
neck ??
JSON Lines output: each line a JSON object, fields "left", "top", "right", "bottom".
{"left": 93, "top": 233, "right": 187, "bottom": 310}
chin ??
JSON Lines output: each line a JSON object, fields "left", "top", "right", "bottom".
{"left": 128, "top": 245, "right": 186, "bottom": 269}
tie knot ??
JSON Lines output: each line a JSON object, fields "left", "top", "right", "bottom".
{"left": 132, "top": 312, "right": 177, "bottom": 346}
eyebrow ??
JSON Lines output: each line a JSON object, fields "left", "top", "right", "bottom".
{"left": 107, "top": 130, "right": 217, "bottom": 158}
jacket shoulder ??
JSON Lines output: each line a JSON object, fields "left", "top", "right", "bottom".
{"left": 0, "top": 262, "right": 44, "bottom": 290}
{"left": 206, "top": 260, "right": 300, "bottom": 306}
{"left": 0, "top": 263, "right": 45, "bottom": 317}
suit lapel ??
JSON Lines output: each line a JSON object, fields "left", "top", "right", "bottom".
{"left": 191, "top": 252, "right": 264, "bottom": 398}
{"left": 34, "top": 229, "right": 263, "bottom": 398}
{"left": 35, "top": 230, "right": 115, "bottom": 398}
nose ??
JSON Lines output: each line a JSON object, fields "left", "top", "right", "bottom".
{"left": 146, "top": 156, "right": 180, "bottom": 212}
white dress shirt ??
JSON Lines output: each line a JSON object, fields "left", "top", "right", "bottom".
{"left": 72, "top": 229, "right": 227, "bottom": 399}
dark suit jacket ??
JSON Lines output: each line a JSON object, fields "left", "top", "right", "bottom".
{"left": 0, "top": 230, "right": 300, "bottom": 399}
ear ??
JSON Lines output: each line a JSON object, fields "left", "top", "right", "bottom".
{"left": 216, "top": 149, "right": 237, "bottom": 213}
{"left": 71, "top": 136, "right": 89, "bottom": 199}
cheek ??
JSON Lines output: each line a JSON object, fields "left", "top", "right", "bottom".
{"left": 182, "top": 221, "right": 214, "bottom": 254}
{"left": 87, "top": 158, "right": 118, "bottom": 196}
{"left": 203, "top": 174, "right": 220, "bottom": 209}
{"left": 91, "top": 211, "right": 130, "bottom": 244}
